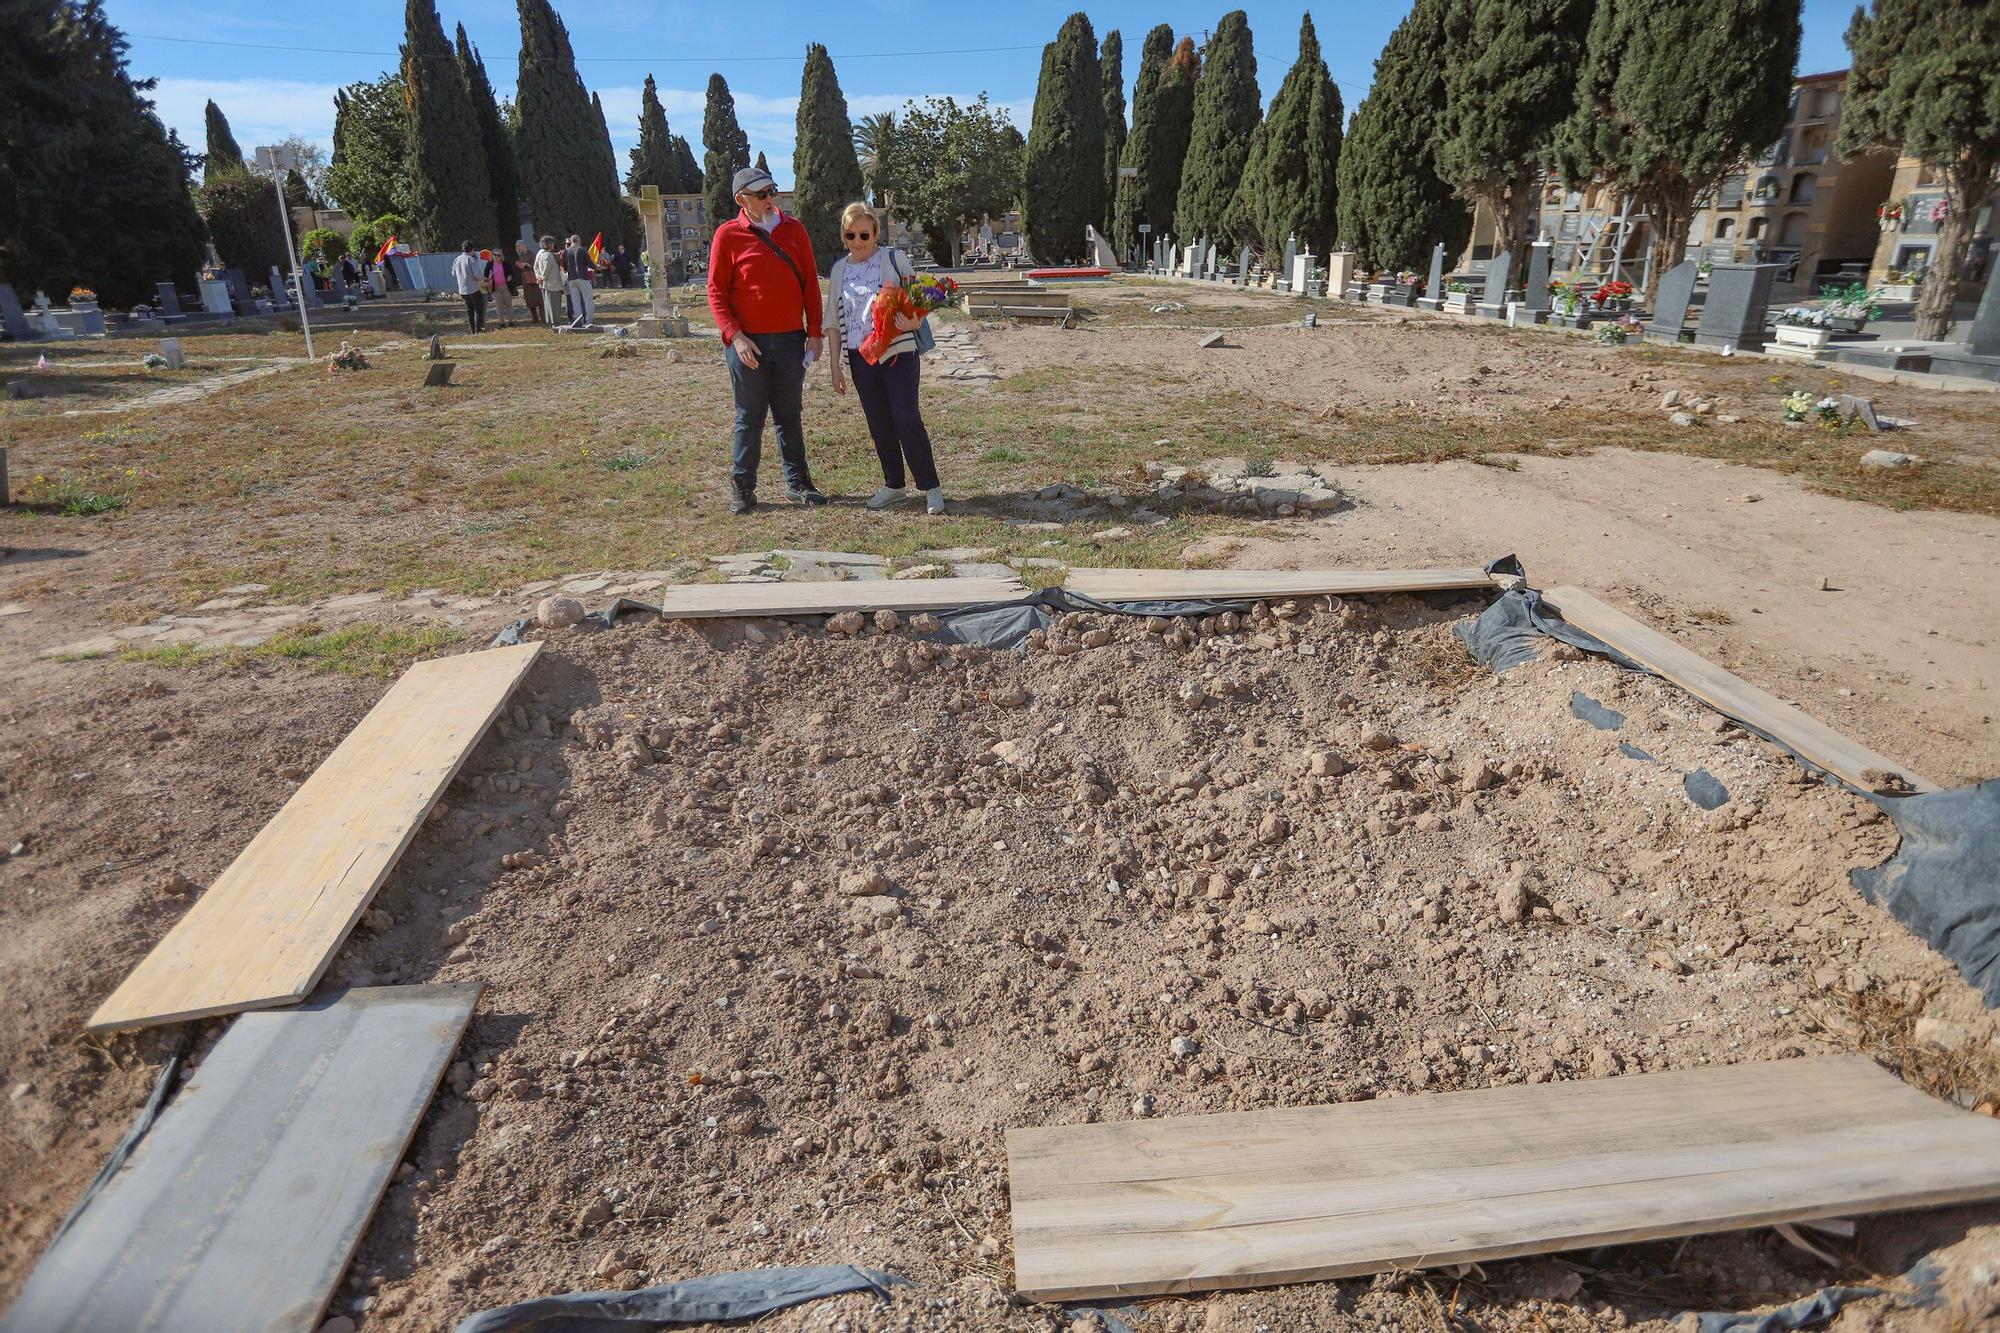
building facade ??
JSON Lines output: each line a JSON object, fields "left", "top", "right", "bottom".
{"left": 1863, "top": 158, "right": 1997, "bottom": 293}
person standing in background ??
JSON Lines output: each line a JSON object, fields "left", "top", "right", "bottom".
{"left": 517, "top": 239, "right": 543, "bottom": 325}
{"left": 561, "top": 234, "right": 595, "bottom": 329}
{"left": 613, "top": 244, "right": 635, "bottom": 289}
{"left": 533, "top": 236, "right": 564, "bottom": 327}
{"left": 488, "top": 249, "right": 515, "bottom": 327}
{"left": 451, "top": 240, "right": 486, "bottom": 333}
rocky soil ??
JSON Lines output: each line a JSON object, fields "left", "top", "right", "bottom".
{"left": 4, "top": 593, "right": 1999, "bottom": 1331}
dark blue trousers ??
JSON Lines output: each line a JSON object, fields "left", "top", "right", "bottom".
{"left": 847, "top": 349, "right": 939, "bottom": 491}
{"left": 726, "top": 330, "right": 812, "bottom": 494}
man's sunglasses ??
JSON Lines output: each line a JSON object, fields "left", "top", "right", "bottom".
{"left": 844, "top": 231, "right": 875, "bottom": 240}
{"left": 745, "top": 188, "right": 776, "bottom": 199}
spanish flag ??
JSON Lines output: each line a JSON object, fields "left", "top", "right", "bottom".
{"left": 588, "top": 232, "right": 605, "bottom": 265}
{"left": 375, "top": 234, "right": 396, "bottom": 264}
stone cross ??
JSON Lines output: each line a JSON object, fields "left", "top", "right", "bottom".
{"left": 1647, "top": 259, "right": 1702, "bottom": 340}
{"left": 1523, "top": 240, "right": 1553, "bottom": 314}
{"left": 637, "top": 186, "right": 674, "bottom": 319}
{"left": 1694, "top": 262, "right": 1781, "bottom": 351}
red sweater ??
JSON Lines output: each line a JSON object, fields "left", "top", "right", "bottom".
{"left": 706, "top": 211, "right": 822, "bottom": 343}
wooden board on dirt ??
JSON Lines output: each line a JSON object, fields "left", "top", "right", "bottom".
{"left": 1538, "top": 585, "right": 1936, "bottom": 793}
{"left": 86, "top": 643, "right": 540, "bottom": 1032}
{"left": 1065, "top": 566, "right": 1495, "bottom": 604}
{"left": 5, "top": 984, "right": 479, "bottom": 1333}
{"left": 652, "top": 576, "right": 1026, "bottom": 620}
{"left": 1007, "top": 1055, "right": 2000, "bottom": 1302}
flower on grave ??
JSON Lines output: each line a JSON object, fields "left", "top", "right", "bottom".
{"left": 1775, "top": 305, "right": 1834, "bottom": 329}
{"left": 67, "top": 286, "right": 97, "bottom": 304}
{"left": 1926, "top": 196, "right": 1950, "bottom": 224}
{"left": 1593, "top": 280, "right": 1633, "bottom": 305}
{"left": 1781, "top": 390, "right": 1816, "bottom": 421}
{"left": 1593, "top": 321, "right": 1628, "bottom": 344}
{"left": 1814, "top": 396, "right": 1844, "bottom": 427}
{"left": 1876, "top": 202, "right": 1903, "bottom": 222}
{"left": 141, "top": 353, "right": 168, "bottom": 370}
{"left": 1819, "top": 282, "right": 1883, "bottom": 324}
{"left": 326, "top": 341, "right": 369, "bottom": 373}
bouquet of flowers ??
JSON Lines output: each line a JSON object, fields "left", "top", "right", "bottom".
{"left": 859, "top": 274, "right": 960, "bottom": 364}
{"left": 326, "top": 341, "right": 369, "bottom": 373}
{"left": 1775, "top": 306, "right": 1835, "bottom": 329}
{"left": 1592, "top": 279, "right": 1633, "bottom": 308}
{"left": 1820, "top": 282, "right": 1883, "bottom": 324}
{"left": 68, "top": 286, "right": 98, "bottom": 305}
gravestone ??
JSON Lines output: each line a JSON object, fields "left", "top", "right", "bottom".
{"left": 0, "top": 283, "right": 29, "bottom": 339}
{"left": 1281, "top": 236, "right": 1298, "bottom": 291}
{"left": 152, "top": 283, "right": 183, "bottom": 318}
{"left": 1236, "top": 245, "right": 1251, "bottom": 289}
{"left": 1291, "top": 250, "right": 1315, "bottom": 297}
{"left": 1928, "top": 275, "right": 2000, "bottom": 382}
{"left": 1522, "top": 240, "right": 1553, "bottom": 316}
{"left": 268, "top": 267, "right": 293, "bottom": 309}
{"left": 1646, "top": 260, "right": 1702, "bottom": 342}
{"left": 1417, "top": 243, "right": 1447, "bottom": 312}
{"left": 328, "top": 268, "right": 349, "bottom": 301}
{"left": 1694, "top": 262, "right": 1780, "bottom": 351}
{"left": 1476, "top": 251, "right": 1513, "bottom": 318}
{"left": 428, "top": 334, "right": 447, "bottom": 360}
{"left": 223, "top": 268, "right": 255, "bottom": 314}
{"left": 424, "top": 361, "right": 456, "bottom": 387}
{"left": 1327, "top": 252, "right": 1356, "bottom": 300}
{"left": 1085, "top": 224, "right": 1117, "bottom": 270}
{"left": 160, "top": 338, "right": 186, "bottom": 369}
{"left": 1204, "top": 246, "right": 1218, "bottom": 281}
{"left": 199, "top": 279, "right": 233, "bottom": 316}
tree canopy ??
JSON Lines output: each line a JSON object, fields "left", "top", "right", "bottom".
{"left": 402, "top": 0, "right": 493, "bottom": 248}
{"left": 627, "top": 74, "right": 676, "bottom": 193}
{"left": 328, "top": 72, "right": 409, "bottom": 220}
{"left": 458, "top": 24, "right": 522, "bottom": 249}
{"left": 793, "top": 44, "right": 867, "bottom": 274}
{"left": 1336, "top": 0, "right": 1469, "bottom": 271}
{"left": 1175, "top": 10, "right": 1260, "bottom": 245}
{"left": 878, "top": 93, "right": 1023, "bottom": 266}
{"left": 1555, "top": 0, "right": 1800, "bottom": 304}
{"left": 1838, "top": 0, "right": 2000, "bottom": 339}
{"left": 1228, "top": 12, "right": 1342, "bottom": 260}
{"left": 1023, "top": 11, "right": 1107, "bottom": 264}
{"left": 0, "top": 0, "right": 207, "bottom": 304}
{"left": 1099, "top": 29, "right": 1126, "bottom": 235}
{"left": 515, "top": 0, "right": 623, "bottom": 243}
{"left": 702, "top": 73, "right": 752, "bottom": 229}
{"left": 203, "top": 99, "right": 244, "bottom": 182}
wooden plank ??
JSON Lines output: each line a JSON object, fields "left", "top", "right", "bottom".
{"left": 87, "top": 643, "right": 540, "bottom": 1032}
{"left": 1538, "top": 585, "right": 1935, "bottom": 793}
{"left": 1007, "top": 1055, "right": 2000, "bottom": 1302}
{"left": 1065, "top": 566, "right": 1496, "bottom": 603}
{"left": 653, "top": 576, "right": 1026, "bottom": 620}
{"left": 5, "top": 984, "right": 480, "bottom": 1333}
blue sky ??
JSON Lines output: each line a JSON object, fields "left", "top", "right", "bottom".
{"left": 113, "top": 0, "right": 1862, "bottom": 197}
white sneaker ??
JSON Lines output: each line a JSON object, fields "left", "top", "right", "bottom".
{"left": 925, "top": 487, "right": 946, "bottom": 515}
{"left": 867, "top": 486, "right": 908, "bottom": 510}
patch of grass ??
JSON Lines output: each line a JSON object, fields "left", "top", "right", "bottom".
{"left": 602, "top": 446, "right": 653, "bottom": 471}
{"left": 22, "top": 465, "right": 134, "bottom": 516}
{"left": 244, "top": 622, "right": 465, "bottom": 676}
{"left": 121, "top": 642, "right": 219, "bottom": 668}
{"left": 980, "top": 446, "right": 1026, "bottom": 464}
{"left": 52, "top": 649, "right": 109, "bottom": 662}
{"left": 1243, "top": 457, "right": 1278, "bottom": 478}
{"left": 1685, "top": 604, "right": 1737, "bottom": 625}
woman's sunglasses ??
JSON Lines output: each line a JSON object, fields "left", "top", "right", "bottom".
{"left": 844, "top": 231, "right": 875, "bottom": 240}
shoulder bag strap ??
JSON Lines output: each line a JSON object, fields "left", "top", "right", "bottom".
{"left": 747, "top": 222, "right": 813, "bottom": 314}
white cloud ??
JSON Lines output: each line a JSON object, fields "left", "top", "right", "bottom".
{"left": 149, "top": 76, "right": 341, "bottom": 157}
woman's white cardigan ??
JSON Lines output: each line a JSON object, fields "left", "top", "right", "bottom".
{"left": 824, "top": 247, "right": 921, "bottom": 363}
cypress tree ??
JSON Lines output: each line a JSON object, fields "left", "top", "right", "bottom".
{"left": 1175, "top": 11, "right": 1259, "bottom": 246}
{"left": 203, "top": 99, "right": 244, "bottom": 182}
{"left": 671, "top": 134, "right": 702, "bottom": 193}
{"left": 1023, "top": 12, "right": 1107, "bottom": 265}
{"left": 1112, "top": 26, "right": 1167, "bottom": 256}
{"left": 1152, "top": 38, "right": 1199, "bottom": 238}
{"left": 1337, "top": 0, "right": 1469, "bottom": 271}
{"left": 328, "top": 72, "right": 409, "bottom": 220}
{"left": 402, "top": 0, "right": 493, "bottom": 249}
{"left": 627, "top": 73, "right": 675, "bottom": 191}
{"left": 516, "top": 0, "right": 622, "bottom": 242}
{"left": 794, "top": 44, "right": 867, "bottom": 274}
{"left": 457, "top": 24, "right": 522, "bottom": 248}
{"left": 1838, "top": 0, "right": 2000, "bottom": 341}
{"left": 702, "top": 73, "right": 752, "bottom": 229}
{"left": 1227, "top": 12, "right": 1342, "bottom": 260}
{"left": 1435, "top": 0, "right": 1592, "bottom": 284}
{"left": 1554, "top": 0, "right": 1799, "bottom": 306}
{"left": 591, "top": 90, "right": 623, "bottom": 219}
{"left": 1099, "top": 29, "right": 1125, "bottom": 236}
{"left": 1, "top": 0, "right": 206, "bottom": 304}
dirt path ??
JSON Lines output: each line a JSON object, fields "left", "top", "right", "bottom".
{"left": 1208, "top": 447, "right": 2000, "bottom": 785}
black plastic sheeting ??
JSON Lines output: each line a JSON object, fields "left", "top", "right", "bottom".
{"left": 1853, "top": 779, "right": 2000, "bottom": 1006}
{"left": 1684, "top": 1284, "right": 1884, "bottom": 1333}
{"left": 453, "top": 1265, "right": 909, "bottom": 1332}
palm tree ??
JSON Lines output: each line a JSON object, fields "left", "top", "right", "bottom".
{"left": 853, "top": 111, "right": 896, "bottom": 206}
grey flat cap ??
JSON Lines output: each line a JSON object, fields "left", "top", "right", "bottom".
{"left": 732, "top": 165, "right": 775, "bottom": 196}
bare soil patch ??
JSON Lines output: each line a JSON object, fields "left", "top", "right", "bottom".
{"left": 6, "top": 595, "right": 1998, "bottom": 1329}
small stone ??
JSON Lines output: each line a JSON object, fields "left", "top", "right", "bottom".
{"left": 1660, "top": 390, "right": 1681, "bottom": 409}
{"left": 596, "top": 1248, "right": 635, "bottom": 1277}
{"left": 576, "top": 1198, "right": 612, "bottom": 1229}
{"left": 1359, "top": 727, "right": 1397, "bottom": 752}
{"left": 873, "top": 609, "right": 900, "bottom": 632}
{"left": 1495, "top": 878, "right": 1530, "bottom": 925}
{"left": 908, "top": 612, "right": 942, "bottom": 632}
{"left": 992, "top": 684, "right": 1029, "bottom": 708}
{"left": 536, "top": 596, "right": 584, "bottom": 629}
{"left": 1307, "top": 750, "right": 1348, "bottom": 777}
{"left": 1669, "top": 411, "right": 1696, "bottom": 427}
{"left": 1170, "top": 1036, "right": 1201, "bottom": 1058}
{"left": 838, "top": 868, "right": 894, "bottom": 897}
{"left": 826, "top": 611, "right": 865, "bottom": 636}
{"left": 1589, "top": 1047, "right": 1623, "bottom": 1079}
{"left": 1131, "top": 1093, "right": 1157, "bottom": 1116}
{"left": 1860, "top": 449, "right": 1921, "bottom": 468}
{"left": 1257, "top": 812, "right": 1289, "bottom": 845}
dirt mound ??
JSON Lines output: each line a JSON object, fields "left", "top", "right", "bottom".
{"left": 4, "top": 596, "right": 1997, "bottom": 1330}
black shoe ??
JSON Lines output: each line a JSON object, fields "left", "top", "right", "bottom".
{"left": 786, "top": 486, "right": 830, "bottom": 506}
{"left": 730, "top": 486, "right": 756, "bottom": 515}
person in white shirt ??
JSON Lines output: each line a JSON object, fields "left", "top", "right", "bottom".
{"left": 450, "top": 240, "right": 486, "bottom": 334}
{"left": 532, "top": 236, "right": 564, "bottom": 327}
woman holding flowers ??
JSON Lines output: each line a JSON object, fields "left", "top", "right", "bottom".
{"left": 826, "top": 201, "right": 946, "bottom": 515}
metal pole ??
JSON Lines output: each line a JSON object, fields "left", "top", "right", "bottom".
{"left": 270, "top": 167, "right": 315, "bottom": 360}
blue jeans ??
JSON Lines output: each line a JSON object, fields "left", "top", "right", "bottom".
{"left": 847, "top": 349, "right": 939, "bottom": 491}
{"left": 726, "top": 330, "right": 812, "bottom": 494}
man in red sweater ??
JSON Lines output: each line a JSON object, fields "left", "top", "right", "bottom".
{"left": 707, "top": 165, "right": 826, "bottom": 513}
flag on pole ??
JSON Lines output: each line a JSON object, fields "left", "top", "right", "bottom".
{"left": 375, "top": 234, "right": 397, "bottom": 264}
{"left": 588, "top": 232, "right": 605, "bottom": 265}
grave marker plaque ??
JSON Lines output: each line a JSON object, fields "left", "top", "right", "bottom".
{"left": 1417, "top": 243, "right": 1446, "bottom": 312}
{"left": 1236, "top": 245, "right": 1252, "bottom": 289}
{"left": 1647, "top": 260, "right": 1702, "bottom": 342}
{"left": 1523, "top": 241, "right": 1553, "bottom": 315}
{"left": 1694, "top": 262, "right": 1780, "bottom": 351}
{"left": 223, "top": 267, "right": 255, "bottom": 313}
{"left": 1476, "top": 251, "right": 1512, "bottom": 318}
{"left": 0, "top": 283, "right": 30, "bottom": 339}
{"left": 153, "top": 283, "right": 183, "bottom": 318}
